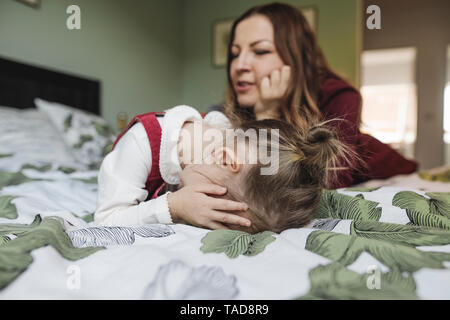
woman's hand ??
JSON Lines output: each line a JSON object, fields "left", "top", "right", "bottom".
{"left": 254, "top": 65, "right": 291, "bottom": 120}
{"left": 167, "top": 184, "right": 251, "bottom": 230}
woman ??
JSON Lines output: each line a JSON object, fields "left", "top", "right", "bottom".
{"left": 214, "top": 2, "right": 418, "bottom": 188}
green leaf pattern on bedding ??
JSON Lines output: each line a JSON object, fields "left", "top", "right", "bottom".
{"left": 102, "top": 143, "right": 114, "bottom": 157}
{"left": 0, "top": 163, "right": 449, "bottom": 300}
{"left": 37, "top": 100, "right": 118, "bottom": 168}
{"left": 0, "top": 171, "right": 41, "bottom": 189}
{"left": 297, "top": 189, "right": 450, "bottom": 300}
{"left": 298, "top": 262, "right": 418, "bottom": 300}
{"left": 406, "top": 210, "right": 450, "bottom": 230}
{"left": 200, "top": 230, "right": 275, "bottom": 258}
{"left": 92, "top": 120, "right": 114, "bottom": 138}
{"left": 74, "top": 176, "right": 98, "bottom": 184}
{"left": 344, "top": 186, "right": 381, "bottom": 192}
{"left": 0, "top": 215, "right": 103, "bottom": 290}
{"left": 315, "top": 190, "right": 382, "bottom": 221}
{"left": 73, "top": 134, "right": 94, "bottom": 149}
{"left": 71, "top": 212, "right": 95, "bottom": 223}
{"left": 21, "top": 163, "right": 53, "bottom": 172}
{"left": 393, "top": 191, "right": 450, "bottom": 217}
{"left": 0, "top": 195, "right": 18, "bottom": 219}
{"left": 425, "top": 193, "right": 450, "bottom": 218}
{"left": 393, "top": 191, "right": 450, "bottom": 229}
{"left": 195, "top": 187, "right": 450, "bottom": 299}
{"left": 305, "top": 230, "right": 450, "bottom": 272}
{"left": 57, "top": 166, "right": 77, "bottom": 174}
{"left": 0, "top": 165, "right": 96, "bottom": 192}
{"left": 0, "top": 165, "right": 82, "bottom": 221}
{"left": 298, "top": 229, "right": 448, "bottom": 300}
{"left": 0, "top": 236, "right": 10, "bottom": 246}
{"left": 350, "top": 220, "right": 450, "bottom": 247}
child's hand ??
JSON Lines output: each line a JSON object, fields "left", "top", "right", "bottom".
{"left": 254, "top": 65, "right": 291, "bottom": 120}
{"left": 167, "top": 184, "right": 250, "bottom": 230}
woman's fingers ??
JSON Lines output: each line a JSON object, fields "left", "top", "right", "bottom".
{"left": 260, "top": 66, "right": 290, "bottom": 99}
{"left": 270, "top": 69, "right": 281, "bottom": 89}
{"left": 260, "top": 76, "right": 271, "bottom": 100}
{"left": 280, "top": 65, "right": 291, "bottom": 92}
{"left": 207, "top": 221, "right": 230, "bottom": 230}
{"left": 213, "top": 210, "right": 251, "bottom": 227}
{"left": 193, "top": 183, "right": 227, "bottom": 195}
{"left": 209, "top": 197, "right": 248, "bottom": 212}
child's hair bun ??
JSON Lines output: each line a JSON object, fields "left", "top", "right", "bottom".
{"left": 299, "top": 122, "right": 353, "bottom": 188}
{"left": 306, "top": 126, "right": 337, "bottom": 145}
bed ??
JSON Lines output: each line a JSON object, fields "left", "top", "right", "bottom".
{"left": 0, "top": 56, "right": 449, "bottom": 300}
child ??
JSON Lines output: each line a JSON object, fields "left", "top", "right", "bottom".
{"left": 95, "top": 105, "right": 349, "bottom": 233}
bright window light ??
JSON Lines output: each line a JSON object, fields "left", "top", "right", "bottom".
{"left": 361, "top": 47, "right": 417, "bottom": 159}
{"left": 444, "top": 44, "right": 450, "bottom": 165}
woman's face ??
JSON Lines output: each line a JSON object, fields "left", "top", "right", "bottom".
{"left": 229, "top": 15, "right": 285, "bottom": 108}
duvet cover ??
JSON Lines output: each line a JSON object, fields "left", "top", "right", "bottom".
{"left": 0, "top": 103, "right": 449, "bottom": 300}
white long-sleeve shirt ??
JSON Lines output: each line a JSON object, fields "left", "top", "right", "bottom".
{"left": 94, "top": 105, "right": 231, "bottom": 227}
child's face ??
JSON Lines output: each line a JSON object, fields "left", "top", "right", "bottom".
{"left": 179, "top": 164, "right": 212, "bottom": 188}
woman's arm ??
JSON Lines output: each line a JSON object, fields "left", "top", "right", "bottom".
{"left": 320, "top": 87, "right": 361, "bottom": 146}
{"left": 352, "top": 133, "right": 418, "bottom": 184}
{"left": 95, "top": 123, "right": 173, "bottom": 227}
{"left": 320, "top": 88, "right": 362, "bottom": 188}
{"left": 320, "top": 83, "right": 418, "bottom": 186}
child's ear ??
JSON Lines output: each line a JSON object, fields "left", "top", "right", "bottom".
{"left": 213, "top": 146, "right": 241, "bottom": 173}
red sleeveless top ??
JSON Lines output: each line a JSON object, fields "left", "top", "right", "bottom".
{"left": 113, "top": 111, "right": 206, "bottom": 199}
{"left": 113, "top": 112, "right": 166, "bottom": 199}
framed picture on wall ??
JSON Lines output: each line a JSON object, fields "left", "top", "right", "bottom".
{"left": 15, "top": 0, "right": 40, "bottom": 8}
{"left": 212, "top": 18, "right": 234, "bottom": 68}
{"left": 299, "top": 6, "right": 318, "bottom": 33}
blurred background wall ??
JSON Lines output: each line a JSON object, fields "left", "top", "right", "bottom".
{"left": 0, "top": 0, "right": 361, "bottom": 126}
{"left": 0, "top": 0, "right": 185, "bottom": 127}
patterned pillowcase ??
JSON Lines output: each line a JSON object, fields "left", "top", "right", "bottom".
{"left": 0, "top": 106, "right": 77, "bottom": 166}
{"left": 35, "top": 98, "right": 116, "bottom": 169}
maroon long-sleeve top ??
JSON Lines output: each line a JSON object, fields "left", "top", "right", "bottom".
{"left": 319, "top": 75, "right": 418, "bottom": 188}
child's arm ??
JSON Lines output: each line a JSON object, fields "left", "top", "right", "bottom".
{"left": 95, "top": 121, "right": 250, "bottom": 229}
{"left": 95, "top": 123, "right": 172, "bottom": 227}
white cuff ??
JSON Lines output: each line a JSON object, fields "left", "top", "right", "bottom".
{"left": 141, "top": 192, "right": 173, "bottom": 224}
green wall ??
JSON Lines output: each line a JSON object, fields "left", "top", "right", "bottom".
{"left": 0, "top": 0, "right": 184, "bottom": 127}
{"left": 0, "top": 0, "right": 361, "bottom": 125}
{"left": 182, "top": 0, "right": 362, "bottom": 111}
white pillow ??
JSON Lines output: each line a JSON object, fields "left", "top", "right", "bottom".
{"left": 35, "top": 98, "right": 116, "bottom": 169}
{"left": 0, "top": 106, "right": 77, "bottom": 165}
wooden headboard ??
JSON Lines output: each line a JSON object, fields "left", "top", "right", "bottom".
{"left": 0, "top": 56, "right": 101, "bottom": 115}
